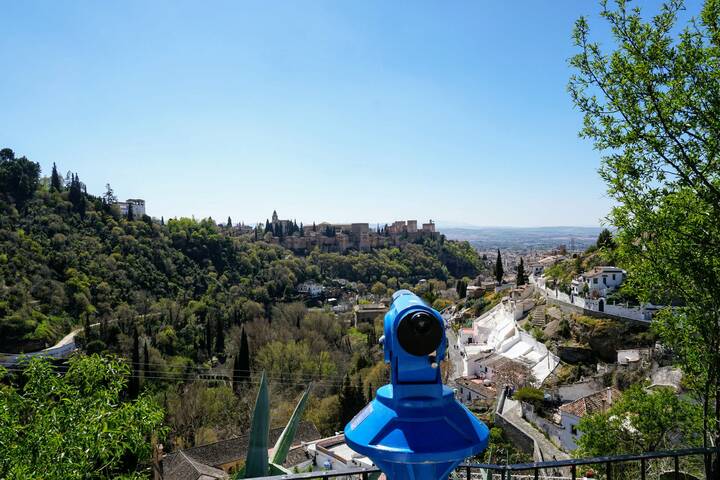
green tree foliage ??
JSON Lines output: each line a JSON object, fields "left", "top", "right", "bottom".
{"left": 576, "top": 385, "right": 701, "bottom": 457}
{"left": 513, "top": 386, "right": 544, "bottom": 408}
{"left": 494, "top": 249, "right": 504, "bottom": 284}
{"left": 0, "top": 148, "right": 40, "bottom": 208}
{"left": 256, "top": 340, "right": 335, "bottom": 385}
{"left": 569, "top": 0, "right": 720, "bottom": 461}
{"left": 0, "top": 355, "right": 165, "bottom": 479}
{"left": 596, "top": 228, "right": 614, "bottom": 250}
{"left": 0, "top": 151, "right": 486, "bottom": 462}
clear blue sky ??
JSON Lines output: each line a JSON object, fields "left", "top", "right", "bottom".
{"left": 0, "top": 1, "right": 699, "bottom": 227}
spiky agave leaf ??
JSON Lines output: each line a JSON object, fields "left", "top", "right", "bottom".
{"left": 270, "top": 383, "right": 312, "bottom": 465}
{"left": 244, "top": 371, "right": 269, "bottom": 478}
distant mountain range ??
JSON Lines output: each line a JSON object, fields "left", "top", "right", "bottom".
{"left": 439, "top": 226, "right": 604, "bottom": 251}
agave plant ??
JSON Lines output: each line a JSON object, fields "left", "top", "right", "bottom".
{"left": 236, "top": 372, "right": 312, "bottom": 479}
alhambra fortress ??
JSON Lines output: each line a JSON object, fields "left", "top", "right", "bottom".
{"left": 261, "top": 210, "right": 438, "bottom": 253}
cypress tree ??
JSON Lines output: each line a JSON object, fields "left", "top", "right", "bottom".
{"left": 50, "top": 162, "right": 62, "bottom": 192}
{"left": 227, "top": 216, "right": 232, "bottom": 228}
{"left": 234, "top": 327, "right": 250, "bottom": 391}
{"left": 127, "top": 203, "right": 134, "bottom": 221}
{"left": 143, "top": 340, "right": 150, "bottom": 384}
{"left": 339, "top": 373, "right": 355, "bottom": 426}
{"left": 299, "top": 222, "right": 304, "bottom": 236}
{"left": 516, "top": 258, "right": 526, "bottom": 286}
{"left": 161, "top": 216, "right": 164, "bottom": 226}
{"left": 83, "top": 313, "right": 92, "bottom": 343}
{"left": 205, "top": 318, "right": 212, "bottom": 356}
{"left": 215, "top": 316, "right": 225, "bottom": 354}
{"left": 456, "top": 279, "right": 467, "bottom": 299}
{"left": 494, "top": 249, "right": 504, "bottom": 284}
{"left": 312, "top": 222, "right": 316, "bottom": 232}
{"left": 68, "top": 174, "right": 85, "bottom": 217}
{"left": 129, "top": 326, "right": 140, "bottom": 398}
{"left": 353, "top": 375, "right": 365, "bottom": 411}
{"left": 265, "top": 219, "right": 271, "bottom": 233}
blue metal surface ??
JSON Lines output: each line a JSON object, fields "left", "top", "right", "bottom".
{"left": 345, "top": 290, "right": 489, "bottom": 480}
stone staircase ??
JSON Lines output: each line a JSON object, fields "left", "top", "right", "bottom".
{"left": 531, "top": 307, "right": 546, "bottom": 328}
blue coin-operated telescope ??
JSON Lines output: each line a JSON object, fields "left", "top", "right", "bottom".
{"left": 345, "top": 290, "right": 489, "bottom": 480}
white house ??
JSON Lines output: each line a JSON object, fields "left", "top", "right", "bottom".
{"left": 571, "top": 266, "right": 626, "bottom": 297}
{"left": 114, "top": 198, "right": 146, "bottom": 218}
{"left": 454, "top": 377, "right": 497, "bottom": 405}
{"left": 457, "top": 301, "right": 560, "bottom": 386}
{"left": 298, "top": 281, "right": 325, "bottom": 297}
{"left": 557, "top": 387, "right": 621, "bottom": 450}
{"left": 528, "top": 262, "right": 544, "bottom": 277}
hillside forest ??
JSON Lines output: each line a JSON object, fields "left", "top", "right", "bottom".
{"left": 0, "top": 148, "right": 485, "bottom": 467}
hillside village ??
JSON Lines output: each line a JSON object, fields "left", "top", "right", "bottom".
{"left": 151, "top": 233, "right": 686, "bottom": 479}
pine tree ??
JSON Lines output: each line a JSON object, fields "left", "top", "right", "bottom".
{"left": 215, "top": 317, "right": 225, "bottom": 354}
{"left": 129, "top": 326, "right": 140, "bottom": 398}
{"left": 127, "top": 203, "right": 134, "bottom": 221}
{"left": 516, "top": 258, "right": 526, "bottom": 286}
{"left": 494, "top": 249, "right": 504, "bottom": 284}
{"left": 50, "top": 162, "right": 62, "bottom": 192}
{"left": 227, "top": 216, "right": 232, "bottom": 228}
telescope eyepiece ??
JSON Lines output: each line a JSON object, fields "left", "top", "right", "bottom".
{"left": 397, "top": 311, "right": 442, "bottom": 356}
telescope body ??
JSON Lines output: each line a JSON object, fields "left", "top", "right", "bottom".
{"left": 345, "top": 290, "right": 489, "bottom": 480}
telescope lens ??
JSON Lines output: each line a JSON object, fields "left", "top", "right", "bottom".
{"left": 397, "top": 311, "right": 442, "bottom": 356}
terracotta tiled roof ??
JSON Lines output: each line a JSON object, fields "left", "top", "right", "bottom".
{"left": 163, "top": 450, "right": 229, "bottom": 480}
{"left": 454, "top": 377, "right": 497, "bottom": 399}
{"left": 559, "top": 387, "right": 621, "bottom": 418}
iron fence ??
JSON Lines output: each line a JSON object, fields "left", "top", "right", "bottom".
{"left": 251, "top": 446, "right": 718, "bottom": 480}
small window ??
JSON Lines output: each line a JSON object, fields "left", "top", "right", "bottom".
{"left": 593, "top": 278, "right": 598, "bottom": 284}
{"left": 612, "top": 274, "right": 616, "bottom": 280}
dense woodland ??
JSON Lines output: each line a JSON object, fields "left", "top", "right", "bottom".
{"left": 0, "top": 148, "right": 484, "bottom": 453}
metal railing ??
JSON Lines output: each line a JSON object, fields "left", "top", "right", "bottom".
{"left": 251, "top": 447, "right": 718, "bottom": 480}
